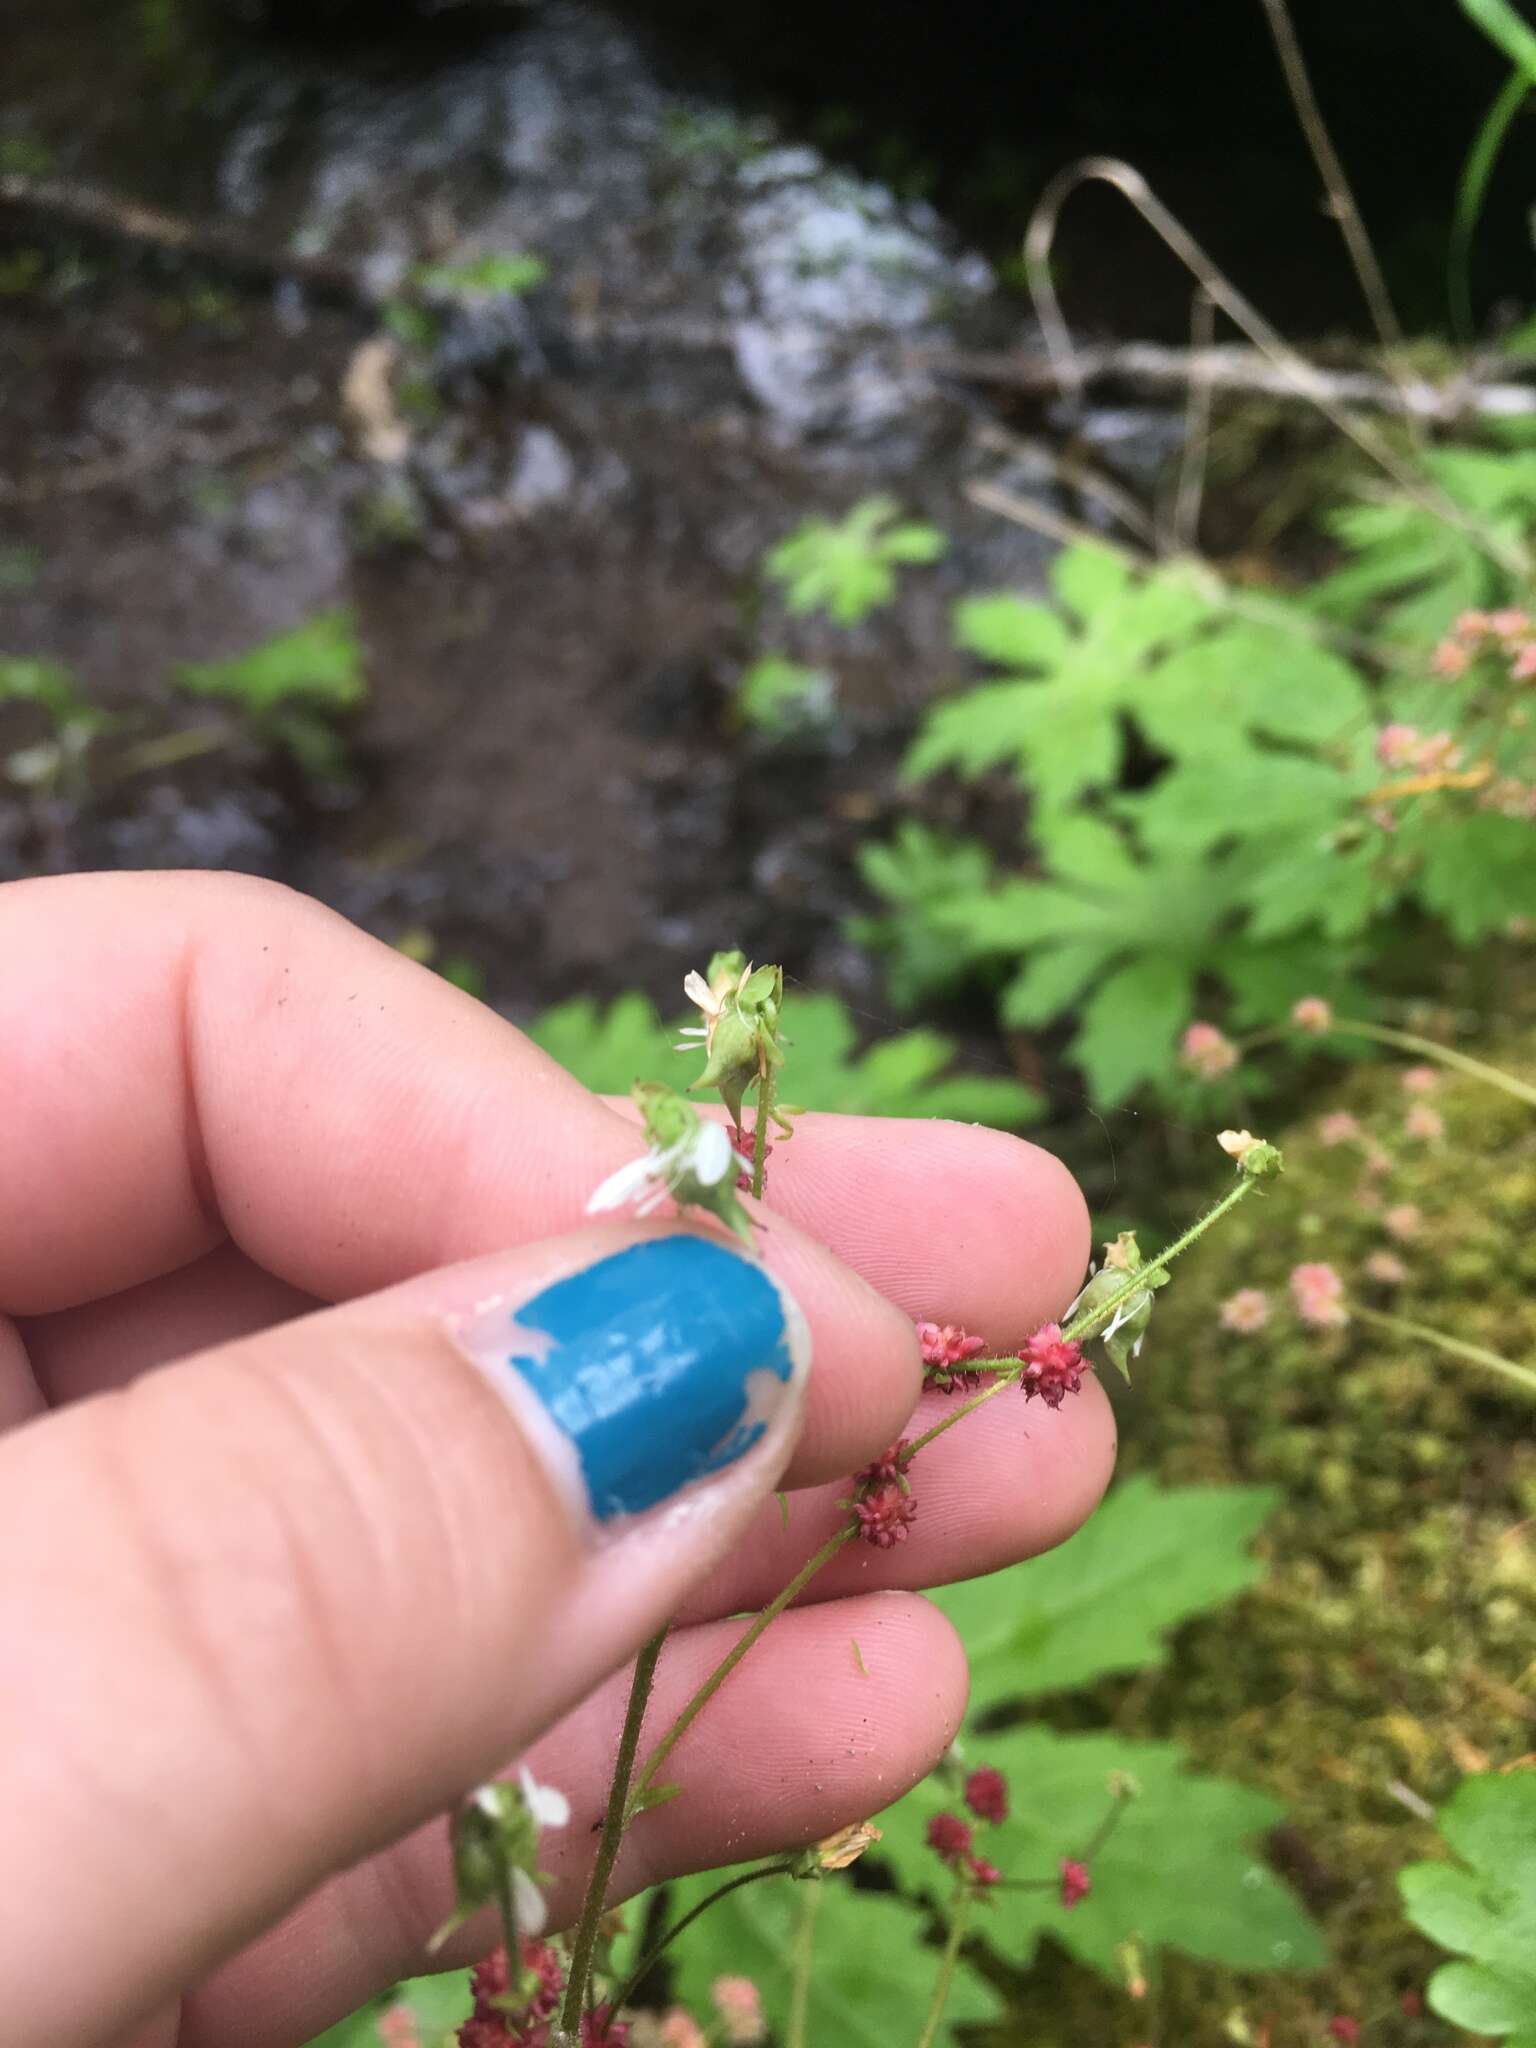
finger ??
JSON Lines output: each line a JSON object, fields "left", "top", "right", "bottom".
{"left": 21, "top": 1243, "right": 317, "bottom": 1408}
{"left": 615, "top": 1100, "right": 1092, "bottom": 1348}
{"left": 0, "top": 1222, "right": 822, "bottom": 2047}
{"left": 0, "top": 871, "right": 920, "bottom": 1484}
{"left": 674, "top": 1374, "right": 1118, "bottom": 1622}
{"left": 177, "top": 1593, "right": 968, "bottom": 2048}
{"left": 1, "top": 870, "right": 1086, "bottom": 1365}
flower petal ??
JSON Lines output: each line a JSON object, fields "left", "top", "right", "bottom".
{"left": 692, "top": 1117, "right": 735, "bottom": 1188}
{"left": 586, "top": 1153, "right": 663, "bottom": 1213}
{"left": 511, "top": 1864, "right": 548, "bottom": 1937}
{"left": 519, "top": 1766, "right": 571, "bottom": 1828}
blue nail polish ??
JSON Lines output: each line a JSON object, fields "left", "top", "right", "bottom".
{"left": 469, "top": 1238, "right": 803, "bottom": 1523}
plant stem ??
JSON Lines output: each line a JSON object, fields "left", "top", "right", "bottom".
{"left": 561, "top": 1629, "right": 667, "bottom": 2030}
{"left": 630, "top": 1526, "right": 858, "bottom": 1810}
{"left": 902, "top": 1177, "right": 1262, "bottom": 1465}
{"left": 901, "top": 1373, "right": 1016, "bottom": 1462}
{"left": 1350, "top": 1302, "right": 1536, "bottom": 1396}
{"left": 914, "top": 1883, "right": 972, "bottom": 2048}
{"left": 1329, "top": 1019, "right": 1536, "bottom": 1109}
{"left": 786, "top": 1874, "right": 823, "bottom": 2048}
{"left": 611, "top": 1860, "right": 798, "bottom": 2013}
{"left": 1257, "top": 0, "right": 1407, "bottom": 355}
{"left": 751, "top": 1067, "right": 774, "bottom": 1201}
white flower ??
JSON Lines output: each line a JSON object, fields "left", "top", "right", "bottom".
{"left": 586, "top": 1116, "right": 744, "bottom": 1219}
{"left": 518, "top": 1766, "right": 570, "bottom": 1830}
{"left": 675, "top": 961, "right": 752, "bottom": 1054}
{"left": 511, "top": 1865, "right": 549, "bottom": 1935}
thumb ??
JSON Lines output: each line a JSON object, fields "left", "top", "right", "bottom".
{"left": 2, "top": 1224, "right": 811, "bottom": 2048}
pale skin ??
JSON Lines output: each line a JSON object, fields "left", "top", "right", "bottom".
{"left": 0, "top": 871, "right": 1115, "bottom": 2048}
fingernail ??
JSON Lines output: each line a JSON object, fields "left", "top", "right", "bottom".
{"left": 451, "top": 1235, "right": 810, "bottom": 1527}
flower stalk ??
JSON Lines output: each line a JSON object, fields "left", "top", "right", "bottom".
{"left": 561, "top": 1628, "right": 668, "bottom": 2029}
{"left": 914, "top": 1881, "right": 973, "bottom": 2048}
{"left": 1349, "top": 1301, "right": 1536, "bottom": 1397}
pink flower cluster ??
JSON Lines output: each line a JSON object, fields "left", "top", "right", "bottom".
{"left": 1291, "top": 996, "right": 1333, "bottom": 1035}
{"left": 1432, "top": 606, "right": 1536, "bottom": 683}
{"left": 916, "top": 1321, "right": 987, "bottom": 1395}
{"left": 1290, "top": 1262, "right": 1348, "bottom": 1329}
{"left": 1058, "top": 1858, "right": 1092, "bottom": 1910}
{"left": 1220, "top": 1288, "right": 1270, "bottom": 1334}
{"left": 1017, "top": 1323, "right": 1090, "bottom": 1407}
{"left": 712, "top": 1976, "right": 767, "bottom": 2045}
{"left": 458, "top": 1945, "right": 626, "bottom": 2048}
{"left": 1180, "top": 1020, "right": 1238, "bottom": 1080}
{"left": 925, "top": 1763, "right": 1013, "bottom": 1893}
{"left": 1373, "top": 724, "right": 1461, "bottom": 776}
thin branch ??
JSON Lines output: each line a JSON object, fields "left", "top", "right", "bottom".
{"left": 0, "top": 171, "right": 379, "bottom": 308}
{"left": 1257, "top": 0, "right": 1407, "bottom": 354}
{"left": 1020, "top": 156, "right": 1532, "bottom": 577}
{"left": 922, "top": 340, "right": 1536, "bottom": 421}
{"left": 1169, "top": 289, "right": 1216, "bottom": 553}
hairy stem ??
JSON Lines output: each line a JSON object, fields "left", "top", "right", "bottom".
{"left": 1328, "top": 1018, "right": 1536, "bottom": 1109}
{"left": 561, "top": 1629, "right": 667, "bottom": 2029}
{"left": 1350, "top": 1302, "right": 1536, "bottom": 1396}
{"left": 751, "top": 1066, "right": 775, "bottom": 1200}
{"left": 902, "top": 1176, "right": 1262, "bottom": 1466}
{"left": 786, "top": 1874, "right": 823, "bottom": 2048}
{"left": 915, "top": 1883, "right": 973, "bottom": 2048}
{"left": 630, "top": 1527, "right": 858, "bottom": 1811}
{"left": 611, "top": 1861, "right": 798, "bottom": 2014}
{"left": 1257, "top": 0, "right": 1407, "bottom": 355}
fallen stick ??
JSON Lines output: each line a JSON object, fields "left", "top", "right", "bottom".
{"left": 0, "top": 172, "right": 380, "bottom": 308}
{"left": 920, "top": 339, "right": 1536, "bottom": 421}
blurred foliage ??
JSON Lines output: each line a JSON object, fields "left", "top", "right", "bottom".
{"left": 661, "top": 1874, "right": 1004, "bottom": 2046}
{"left": 174, "top": 610, "right": 366, "bottom": 777}
{"left": 765, "top": 495, "right": 946, "bottom": 626}
{"left": 1400, "top": 1770, "right": 1536, "bottom": 2042}
{"left": 734, "top": 653, "right": 836, "bottom": 734}
{"left": 936, "top": 1474, "right": 1277, "bottom": 1703}
{"left": 526, "top": 987, "right": 1043, "bottom": 1125}
{"left": 1008, "top": 1029, "right": 1536, "bottom": 2043}
{"left": 863, "top": 437, "right": 1536, "bottom": 1102}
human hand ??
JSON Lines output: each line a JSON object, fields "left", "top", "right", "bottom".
{"left": 0, "top": 872, "right": 1112, "bottom": 2048}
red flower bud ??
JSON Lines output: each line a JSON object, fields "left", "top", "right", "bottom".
{"left": 1059, "top": 1858, "right": 1091, "bottom": 1909}
{"left": 963, "top": 1767, "right": 1010, "bottom": 1825}
{"left": 854, "top": 1482, "right": 918, "bottom": 1549}
{"left": 926, "top": 1812, "right": 974, "bottom": 1864}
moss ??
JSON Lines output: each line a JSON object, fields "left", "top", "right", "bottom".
{"left": 1006, "top": 1035, "right": 1536, "bottom": 2045}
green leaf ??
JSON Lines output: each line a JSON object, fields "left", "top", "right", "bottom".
{"left": 1049, "top": 540, "right": 1135, "bottom": 617}
{"left": 176, "top": 613, "right": 365, "bottom": 721}
{"left": 1070, "top": 954, "right": 1193, "bottom": 1104}
{"left": 1125, "top": 749, "right": 1354, "bottom": 858}
{"left": 1416, "top": 815, "right": 1536, "bottom": 942}
{"left": 0, "top": 654, "right": 93, "bottom": 725}
{"left": 1400, "top": 1771, "right": 1536, "bottom": 2038}
{"left": 411, "top": 251, "right": 548, "bottom": 297}
{"left": 933, "top": 1475, "right": 1277, "bottom": 1704}
{"left": 735, "top": 655, "right": 835, "bottom": 734}
{"left": 877, "top": 1726, "right": 1326, "bottom": 1979}
{"left": 664, "top": 1869, "right": 1002, "bottom": 2047}
{"left": 850, "top": 823, "right": 996, "bottom": 1008}
{"left": 952, "top": 592, "right": 1071, "bottom": 668}
{"left": 632, "top": 1780, "right": 684, "bottom": 1814}
{"left": 527, "top": 990, "right": 1040, "bottom": 1127}
{"left": 526, "top": 992, "right": 676, "bottom": 1095}
{"left": 1310, "top": 445, "right": 1536, "bottom": 644}
{"left": 1458, "top": 0, "right": 1536, "bottom": 78}
{"left": 765, "top": 496, "right": 946, "bottom": 626}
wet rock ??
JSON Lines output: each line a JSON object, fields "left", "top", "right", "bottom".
{"left": 0, "top": 0, "right": 1054, "bottom": 1010}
